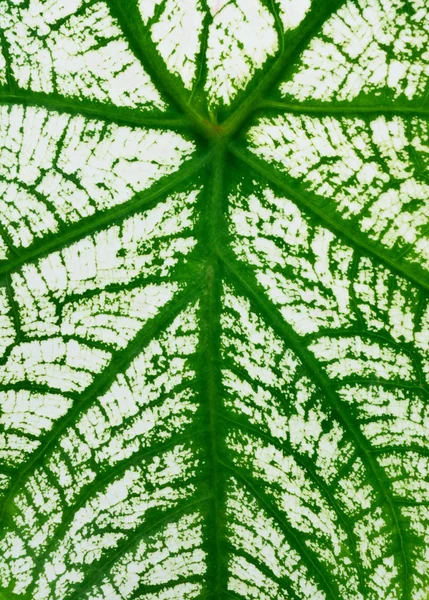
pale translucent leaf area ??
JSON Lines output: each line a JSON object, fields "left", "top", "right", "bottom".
{"left": 227, "top": 190, "right": 429, "bottom": 599}
{"left": 139, "top": 0, "right": 284, "bottom": 105}
{"left": 229, "top": 184, "right": 356, "bottom": 335}
{"left": 138, "top": 0, "right": 164, "bottom": 23}
{"left": 0, "top": 305, "right": 203, "bottom": 597}
{"left": 0, "top": 1, "right": 429, "bottom": 600}
{"left": 279, "top": 0, "right": 429, "bottom": 102}
{"left": 0, "top": 45, "right": 5, "bottom": 86}
{"left": 0, "top": 287, "right": 16, "bottom": 354}
{"left": 0, "top": 236, "right": 8, "bottom": 260}
{"left": 246, "top": 114, "right": 429, "bottom": 269}
{"left": 226, "top": 481, "right": 325, "bottom": 600}
{"left": 138, "top": 0, "right": 205, "bottom": 90}
{"left": 60, "top": 284, "right": 179, "bottom": 348}
{"left": 0, "top": 338, "right": 111, "bottom": 392}
{"left": 0, "top": 0, "right": 166, "bottom": 109}
{"left": 276, "top": 0, "right": 312, "bottom": 30}
{"left": 0, "top": 187, "right": 197, "bottom": 485}
{"left": 220, "top": 288, "right": 389, "bottom": 600}
{"left": 83, "top": 512, "right": 206, "bottom": 600}
{"left": 0, "top": 390, "right": 72, "bottom": 467}
{"left": 204, "top": 0, "right": 278, "bottom": 105}
{"left": 10, "top": 188, "right": 198, "bottom": 337}
{"left": 0, "top": 105, "right": 195, "bottom": 249}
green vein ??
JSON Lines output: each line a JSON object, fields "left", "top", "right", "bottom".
{"left": 223, "top": 540, "right": 301, "bottom": 600}
{"left": 222, "top": 0, "right": 348, "bottom": 136}
{"left": 0, "top": 1, "right": 427, "bottom": 599}
{"left": 221, "top": 252, "right": 411, "bottom": 600}
{"left": 128, "top": 575, "right": 205, "bottom": 600}
{"left": 0, "top": 87, "right": 191, "bottom": 130}
{"left": 64, "top": 495, "right": 212, "bottom": 600}
{"left": 0, "top": 283, "right": 200, "bottom": 526}
{"left": 230, "top": 144, "right": 429, "bottom": 294}
{"left": 25, "top": 428, "right": 207, "bottom": 599}
{"left": 219, "top": 459, "right": 339, "bottom": 600}
{"left": 258, "top": 100, "right": 429, "bottom": 118}
{"left": 197, "top": 144, "right": 227, "bottom": 599}
{"left": 220, "top": 410, "right": 367, "bottom": 596}
{"left": 107, "top": 0, "right": 213, "bottom": 138}
{"left": 0, "top": 31, "right": 16, "bottom": 93}
{"left": 0, "top": 152, "right": 210, "bottom": 276}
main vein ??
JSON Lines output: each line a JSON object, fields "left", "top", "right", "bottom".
{"left": 198, "top": 144, "right": 227, "bottom": 597}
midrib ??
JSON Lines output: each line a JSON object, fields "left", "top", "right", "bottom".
{"left": 198, "top": 143, "right": 228, "bottom": 597}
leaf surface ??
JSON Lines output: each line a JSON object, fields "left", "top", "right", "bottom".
{"left": 0, "top": 1, "right": 428, "bottom": 600}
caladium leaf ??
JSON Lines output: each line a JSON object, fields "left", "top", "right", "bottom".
{"left": 0, "top": 1, "right": 428, "bottom": 600}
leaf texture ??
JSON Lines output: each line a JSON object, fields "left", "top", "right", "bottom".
{"left": 0, "top": 1, "right": 428, "bottom": 600}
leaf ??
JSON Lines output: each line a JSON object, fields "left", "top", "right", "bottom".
{"left": 0, "top": 1, "right": 427, "bottom": 599}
